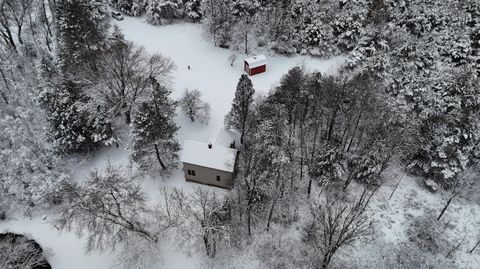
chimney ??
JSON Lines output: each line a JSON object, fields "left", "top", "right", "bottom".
{"left": 208, "top": 143, "right": 212, "bottom": 149}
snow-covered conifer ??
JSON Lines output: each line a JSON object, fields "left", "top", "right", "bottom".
{"left": 224, "top": 74, "right": 255, "bottom": 143}
{"left": 131, "top": 78, "right": 180, "bottom": 174}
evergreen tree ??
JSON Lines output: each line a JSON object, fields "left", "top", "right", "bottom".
{"left": 110, "top": 0, "right": 146, "bottom": 16}
{"left": 184, "top": 0, "right": 202, "bottom": 21}
{"left": 55, "top": 0, "right": 108, "bottom": 76}
{"left": 224, "top": 74, "right": 255, "bottom": 143}
{"left": 146, "top": 0, "right": 181, "bottom": 25}
{"left": 131, "top": 78, "right": 180, "bottom": 174}
{"left": 40, "top": 80, "right": 113, "bottom": 154}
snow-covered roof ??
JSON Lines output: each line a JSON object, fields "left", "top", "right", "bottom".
{"left": 244, "top": 55, "right": 267, "bottom": 68}
{"left": 212, "top": 128, "right": 241, "bottom": 148}
{"left": 180, "top": 140, "right": 237, "bottom": 172}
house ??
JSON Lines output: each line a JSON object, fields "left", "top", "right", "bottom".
{"left": 244, "top": 55, "right": 266, "bottom": 76}
{"left": 180, "top": 129, "right": 240, "bottom": 189}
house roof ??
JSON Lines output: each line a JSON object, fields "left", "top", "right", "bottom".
{"left": 180, "top": 140, "right": 237, "bottom": 172}
{"left": 244, "top": 55, "right": 266, "bottom": 68}
{"left": 212, "top": 128, "right": 241, "bottom": 148}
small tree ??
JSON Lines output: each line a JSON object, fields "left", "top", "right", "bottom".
{"left": 179, "top": 88, "right": 211, "bottom": 124}
{"left": 225, "top": 74, "right": 255, "bottom": 143}
{"left": 303, "top": 187, "right": 376, "bottom": 269}
{"left": 228, "top": 53, "right": 237, "bottom": 66}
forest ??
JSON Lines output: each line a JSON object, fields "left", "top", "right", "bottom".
{"left": 1, "top": 0, "right": 480, "bottom": 268}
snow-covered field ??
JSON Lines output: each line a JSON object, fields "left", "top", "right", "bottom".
{"left": 0, "top": 17, "right": 344, "bottom": 269}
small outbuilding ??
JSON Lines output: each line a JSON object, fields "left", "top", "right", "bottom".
{"left": 244, "top": 55, "right": 266, "bottom": 76}
{"left": 180, "top": 129, "right": 240, "bottom": 189}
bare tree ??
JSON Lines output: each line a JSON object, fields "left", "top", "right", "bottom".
{"left": 0, "top": 1, "right": 17, "bottom": 51}
{"left": 302, "top": 187, "right": 377, "bottom": 269}
{"left": 1, "top": 0, "right": 34, "bottom": 46}
{"left": 97, "top": 28, "right": 175, "bottom": 124}
{"left": 172, "top": 188, "right": 231, "bottom": 258}
{"left": 179, "top": 88, "right": 211, "bottom": 124}
{"left": 0, "top": 233, "right": 50, "bottom": 269}
{"left": 54, "top": 164, "right": 169, "bottom": 252}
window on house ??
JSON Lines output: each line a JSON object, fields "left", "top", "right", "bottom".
{"left": 191, "top": 170, "right": 196, "bottom": 176}
{"left": 216, "top": 176, "right": 220, "bottom": 181}
{"left": 187, "top": 169, "right": 191, "bottom": 175}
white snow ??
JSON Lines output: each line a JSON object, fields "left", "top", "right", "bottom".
{"left": 244, "top": 54, "right": 267, "bottom": 68}
{"left": 115, "top": 16, "right": 345, "bottom": 146}
{"left": 212, "top": 128, "right": 240, "bottom": 148}
{"left": 1, "top": 16, "right": 346, "bottom": 269}
{"left": 180, "top": 140, "right": 237, "bottom": 172}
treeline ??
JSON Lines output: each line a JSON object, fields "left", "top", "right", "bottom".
{"left": 109, "top": 0, "right": 377, "bottom": 55}
{"left": 349, "top": 0, "right": 480, "bottom": 185}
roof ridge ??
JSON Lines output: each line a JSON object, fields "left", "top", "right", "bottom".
{"left": 183, "top": 139, "right": 236, "bottom": 152}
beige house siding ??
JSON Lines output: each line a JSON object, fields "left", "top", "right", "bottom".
{"left": 183, "top": 162, "right": 234, "bottom": 189}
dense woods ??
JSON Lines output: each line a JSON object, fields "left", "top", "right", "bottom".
{"left": 0, "top": 0, "right": 479, "bottom": 268}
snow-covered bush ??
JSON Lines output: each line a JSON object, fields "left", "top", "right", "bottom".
{"left": 406, "top": 212, "right": 449, "bottom": 255}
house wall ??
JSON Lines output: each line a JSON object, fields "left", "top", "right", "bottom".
{"left": 250, "top": 65, "right": 266, "bottom": 75}
{"left": 183, "top": 162, "right": 234, "bottom": 189}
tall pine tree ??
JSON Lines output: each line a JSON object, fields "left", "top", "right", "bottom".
{"left": 131, "top": 78, "right": 180, "bottom": 174}
{"left": 225, "top": 74, "right": 255, "bottom": 143}
{"left": 56, "top": 0, "right": 108, "bottom": 77}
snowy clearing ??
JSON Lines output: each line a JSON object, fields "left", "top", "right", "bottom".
{"left": 1, "top": 17, "right": 344, "bottom": 269}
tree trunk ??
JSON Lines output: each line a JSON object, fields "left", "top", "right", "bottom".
{"left": 266, "top": 198, "right": 277, "bottom": 231}
{"left": 247, "top": 207, "right": 251, "bottom": 236}
{"left": 0, "top": 24, "right": 17, "bottom": 51}
{"left": 388, "top": 177, "right": 403, "bottom": 200}
{"left": 437, "top": 192, "right": 458, "bottom": 221}
{"left": 124, "top": 109, "right": 131, "bottom": 124}
{"left": 322, "top": 252, "right": 333, "bottom": 269}
{"left": 240, "top": 127, "right": 245, "bottom": 145}
{"left": 326, "top": 113, "right": 336, "bottom": 142}
{"left": 154, "top": 143, "right": 167, "bottom": 170}
{"left": 307, "top": 178, "right": 313, "bottom": 199}
{"left": 343, "top": 170, "right": 356, "bottom": 190}
{"left": 300, "top": 157, "right": 304, "bottom": 182}
{"left": 346, "top": 109, "right": 363, "bottom": 152}
{"left": 17, "top": 25, "right": 23, "bottom": 45}
{"left": 469, "top": 239, "right": 480, "bottom": 253}
{"left": 244, "top": 29, "right": 248, "bottom": 54}
{"left": 42, "top": 1, "right": 53, "bottom": 37}
{"left": 0, "top": 68, "right": 9, "bottom": 104}
{"left": 446, "top": 233, "right": 467, "bottom": 258}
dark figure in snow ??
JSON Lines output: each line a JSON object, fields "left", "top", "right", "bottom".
{"left": 188, "top": 65, "right": 191, "bottom": 70}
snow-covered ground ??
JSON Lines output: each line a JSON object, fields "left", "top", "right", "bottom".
{"left": 4, "top": 16, "right": 477, "bottom": 269}
{"left": 1, "top": 17, "right": 345, "bottom": 269}
{"left": 117, "top": 16, "right": 345, "bottom": 144}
